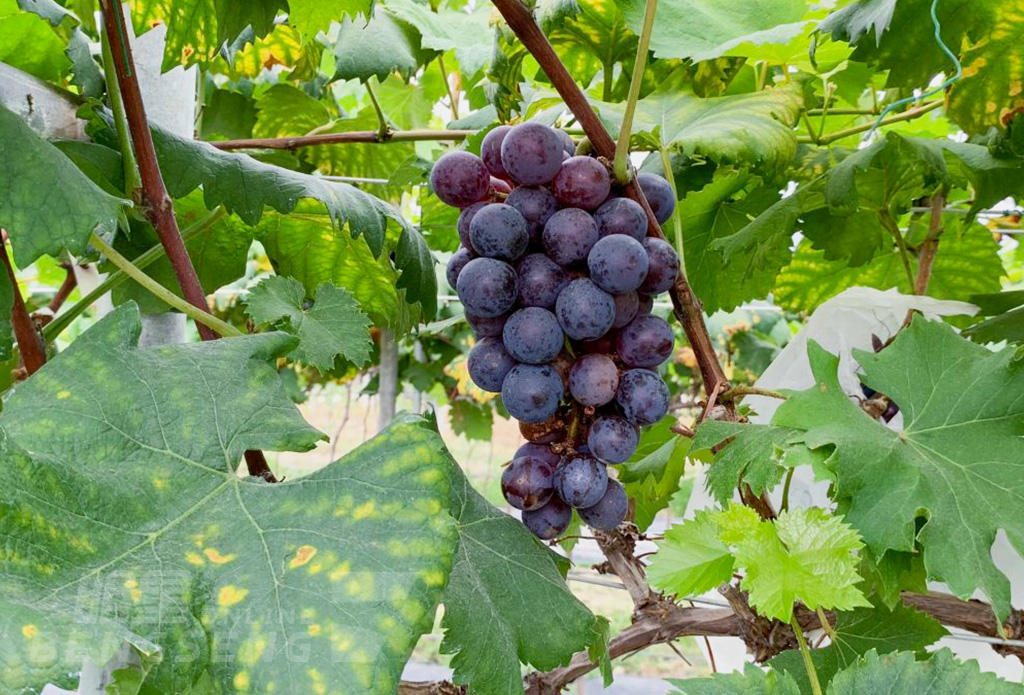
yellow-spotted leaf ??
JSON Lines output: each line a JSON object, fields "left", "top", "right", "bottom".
{"left": 0, "top": 304, "right": 458, "bottom": 694}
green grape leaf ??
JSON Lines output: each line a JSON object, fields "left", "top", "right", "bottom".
{"left": 66, "top": 28, "right": 104, "bottom": 98}
{"left": 440, "top": 461, "right": 599, "bottom": 695}
{"left": 963, "top": 290, "right": 1024, "bottom": 345}
{"left": 289, "top": 0, "right": 373, "bottom": 38}
{"left": 0, "top": 304, "right": 459, "bottom": 694}
{"left": 449, "top": 398, "right": 494, "bottom": 441}
{"left": 815, "top": 0, "right": 896, "bottom": 47}
{"left": 328, "top": 10, "right": 430, "bottom": 83}
{"left": 0, "top": 102, "right": 127, "bottom": 265}
{"left": 769, "top": 602, "right": 946, "bottom": 695}
{"left": 15, "top": 0, "right": 76, "bottom": 25}
{"left": 617, "top": 417, "right": 691, "bottom": 532}
{"left": 0, "top": 5, "right": 71, "bottom": 82}
{"left": 648, "top": 511, "right": 734, "bottom": 599}
{"left": 827, "top": 649, "right": 1024, "bottom": 695}
{"left": 668, "top": 663, "right": 801, "bottom": 695}
{"left": 305, "top": 109, "right": 418, "bottom": 180}
{"left": 691, "top": 420, "right": 797, "bottom": 505}
{"left": 200, "top": 89, "right": 258, "bottom": 141}
{"left": 0, "top": 263, "right": 12, "bottom": 361}
{"left": 253, "top": 83, "right": 332, "bottom": 139}
{"left": 772, "top": 318, "right": 1024, "bottom": 622}
{"left": 245, "top": 276, "right": 373, "bottom": 370}
{"left": 948, "top": 11, "right": 1024, "bottom": 134}
{"left": 544, "top": 0, "right": 636, "bottom": 88}
{"left": 383, "top": 0, "right": 494, "bottom": 75}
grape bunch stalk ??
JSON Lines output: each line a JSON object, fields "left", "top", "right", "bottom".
{"left": 437, "top": 122, "right": 679, "bottom": 541}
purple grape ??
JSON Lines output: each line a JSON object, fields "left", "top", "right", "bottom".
{"left": 582, "top": 332, "right": 617, "bottom": 354}
{"left": 447, "top": 246, "right": 475, "bottom": 291}
{"left": 503, "top": 307, "right": 564, "bottom": 364}
{"left": 568, "top": 353, "right": 619, "bottom": 407}
{"left": 638, "top": 238, "right": 680, "bottom": 295}
{"left": 637, "top": 172, "right": 676, "bottom": 224}
{"left": 552, "top": 156, "right": 612, "bottom": 211}
{"left": 515, "top": 442, "right": 561, "bottom": 466}
{"left": 517, "top": 253, "right": 569, "bottom": 310}
{"left": 612, "top": 292, "right": 639, "bottom": 328}
{"left": 523, "top": 496, "right": 572, "bottom": 540}
{"left": 616, "top": 369, "right": 670, "bottom": 426}
{"left": 556, "top": 129, "right": 575, "bottom": 156}
{"left": 501, "top": 455, "right": 556, "bottom": 511}
{"left": 579, "top": 478, "right": 627, "bottom": 530}
{"left": 502, "top": 364, "right": 564, "bottom": 423}
{"left": 555, "top": 456, "right": 608, "bottom": 509}
{"left": 458, "top": 202, "right": 487, "bottom": 250}
{"left": 617, "top": 315, "right": 674, "bottom": 368}
{"left": 588, "top": 415, "right": 638, "bottom": 464}
{"left": 466, "top": 311, "right": 508, "bottom": 338}
{"left": 594, "top": 197, "right": 646, "bottom": 241}
{"left": 457, "top": 257, "right": 518, "bottom": 318}
{"left": 520, "top": 415, "right": 567, "bottom": 444}
{"left": 588, "top": 234, "right": 649, "bottom": 294}
{"left": 491, "top": 177, "right": 512, "bottom": 196}
{"left": 637, "top": 293, "right": 654, "bottom": 315}
{"left": 468, "top": 337, "right": 517, "bottom": 393}
{"left": 543, "top": 208, "right": 600, "bottom": 267}
{"left": 506, "top": 186, "right": 558, "bottom": 243}
{"left": 481, "top": 125, "right": 512, "bottom": 180}
{"left": 500, "top": 122, "right": 564, "bottom": 186}
{"left": 555, "top": 278, "right": 616, "bottom": 341}
{"left": 470, "top": 203, "right": 529, "bottom": 261}
{"left": 431, "top": 151, "right": 490, "bottom": 208}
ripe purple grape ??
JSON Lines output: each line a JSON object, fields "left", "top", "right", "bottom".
{"left": 588, "top": 234, "right": 649, "bottom": 294}
{"left": 502, "top": 364, "right": 564, "bottom": 423}
{"left": 616, "top": 369, "right": 670, "bottom": 426}
{"left": 555, "top": 456, "right": 608, "bottom": 508}
{"left": 581, "top": 331, "right": 617, "bottom": 354}
{"left": 503, "top": 307, "right": 564, "bottom": 364}
{"left": 612, "top": 292, "right": 639, "bottom": 328}
{"left": 466, "top": 311, "right": 508, "bottom": 338}
{"left": 506, "top": 185, "right": 558, "bottom": 243}
{"left": 501, "top": 455, "right": 556, "bottom": 511}
{"left": 588, "top": 415, "right": 638, "bottom": 464}
{"left": 617, "top": 314, "right": 674, "bottom": 368}
{"left": 637, "top": 293, "right": 654, "bottom": 315}
{"left": 594, "top": 197, "right": 646, "bottom": 241}
{"left": 555, "top": 278, "right": 616, "bottom": 341}
{"left": 458, "top": 202, "right": 487, "bottom": 250}
{"left": 552, "top": 156, "right": 611, "bottom": 211}
{"left": 457, "top": 257, "right": 518, "bottom": 318}
{"left": 555, "top": 129, "right": 575, "bottom": 156}
{"left": 500, "top": 122, "right": 564, "bottom": 186}
{"left": 578, "top": 478, "right": 627, "bottom": 530}
{"left": 543, "top": 208, "right": 600, "bottom": 267}
{"left": 431, "top": 151, "right": 490, "bottom": 208}
{"left": 517, "top": 253, "right": 569, "bottom": 309}
{"left": 470, "top": 203, "right": 529, "bottom": 261}
{"left": 522, "top": 496, "right": 572, "bottom": 539}
{"left": 637, "top": 172, "right": 676, "bottom": 224}
{"left": 520, "top": 415, "right": 567, "bottom": 444}
{"left": 515, "top": 442, "right": 561, "bottom": 467}
{"left": 468, "top": 337, "right": 517, "bottom": 393}
{"left": 481, "top": 125, "right": 512, "bottom": 180}
{"left": 446, "top": 246, "right": 474, "bottom": 291}
{"left": 638, "top": 238, "right": 680, "bottom": 295}
{"left": 568, "top": 353, "right": 619, "bottom": 407}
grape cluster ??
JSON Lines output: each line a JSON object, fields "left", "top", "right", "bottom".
{"left": 438, "top": 122, "right": 679, "bottom": 540}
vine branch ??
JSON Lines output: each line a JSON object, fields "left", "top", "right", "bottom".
{"left": 0, "top": 241, "right": 47, "bottom": 376}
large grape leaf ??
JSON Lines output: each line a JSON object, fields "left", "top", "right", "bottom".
{"left": 327, "top": 10, "right": 431, "bottom": 83}
{"left": 0, "top": 304, "right": 458, "bottom": 693}
{"left": 0, "top": 0, "right": 70, "bottom": 82}
{"left": 383, "top": 0, "right": 494, "bottom": 76}
{"left": 0, "top": 102, "right": 127, "bottom": 265}
{"left": 668, "top": 663, "right": 801, "bottom": 695}
{"left": 827, "top": 649, "right": 1024, "bottom": 695}
{"left": 691, "top": 420, "right": 797, "bottom": 505}
{"left": 0, "top": 264, "right": 12, "bottom": 361}
{"left": 772, "top": 318, "right": 1024, "bottom": 622}
{"left": 963, "top": 290, "right": 1024, "bottom": 345}
{"left": 288, "top": 0, "right": 373, "bottom": 39}
{"left": 543, "top": 0, "right": 636, "bottom": 88}
{"left": 439, "top": 460, "right": 601, "bottom": 695}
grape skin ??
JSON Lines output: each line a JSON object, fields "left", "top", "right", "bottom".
{"left": 637, "top": 293, "right": 654, "bottom": 315}
{"left": 501, "top": 455, "right": 556, "bottom": 511}
{"left": 502, "top": 364, "right": 564, "bottom": 423}
{"left": 515, "top": 442, "right": 561, "bottom": 467}
{"left": 612, "top": 292, "right": 639, "bottom": 328}
{"left": 616, "top": 369, "right": 670, "bottom": 426}
{"left": 503, "top": 307, "right": 564, "bottom": 364}
{"left": 506, "top": 186, "right": 558, "bottom": 243}
{"left": 458, "top": 202, "right": 487, "bottom": 250}
{"left": 481, "top": 125, "right": 512, "bottom": 179}
{"left": 579, "top": 479, "right": 627, "bottom": 530}
{"left": 446, "top": 246, "right": 474, "bottom": 291}
{"left": 501, "top": 122, "right": 564, "bottom": 186}
{"left": 617, "top": 314, "right": 675, "bottom": 368}
{"left": 468, "top": 337, "right": 517, "bottom": 393}
{"left": 588, "top": 234, "right": 649, "bottom": 294}
{"left": 457, "top": 257, "right": 518, "bottom": 318}
{"left": 568, "top": 353, "right": 619, "bottom": 407}
{"left": 520, "top": 415, "right": 567, "bottom": 444}
{"left": 543, "top": 208, "right": 600, "bottom": 267}
{"left": 637, "top": 238, "right": 680, "bottom": 295}
{"left": 517, "top": 253, "right": 569, "bottom": 310}
{"left": 594, "top": 197, "right": 646, "bottom": 241}
{"left": 552, "top": 156, "right": 611, "bottom": 210}
{"left": 522, "top": 496, "right": 572, "bottom": 539}
{"left": 466, "top": 311, "right": 508, "bottom": 338}
{"left": 555, "top": 129, "right": 576, "bottom": 156}
{"left": 470, "top": 203, "right": 529, "bottom": 261}
{"left": 588, "top": 415, "right": 638, "bottom": 464}
{"left": 637, "top": 172, "right": 676, "bottom": 224}
{"left": 555, "top": 456, "right": 608, "bottom": 509}
{"left": 431, "top": 151, "right": 491, "bottom": 207}
{"left": 555, "top": 278, "right": 616, "bottom": 341}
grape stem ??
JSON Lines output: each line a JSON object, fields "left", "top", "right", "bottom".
{"left": 791, "top": 615, "right": 824, "bottom": 695}
{"left": 365, "top": 78, "right": 394, "bottom": 142}
{"left": 612, "top": 0, "right": 658, "bottom": 184}
{"left": 720, "top": 384, "right": 787, "bottom": 402}
{"left": 0, "top": 241, "right": 47, "bottom": 376}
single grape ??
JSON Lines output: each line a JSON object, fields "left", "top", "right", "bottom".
{"left": 594, "top": 197, "right": 646, "bottom": 241}
{"left": 431, "top": 151, "right": 490, "bottom": 208}
{"left": 490, "top": 177, "right": 512, "bottom": 196}
{"left": 470, "top": 203, "right": 529, "bottom": 261}
{"left": 883, "top": 399, "right": 900, "bottom": 423}
{"left": 637, "top": 293, "right": 654, "bottom": 315}
{"left": 617, "top": 314, "right": 674, "bottom": 368}
{"left": 506, "top": 185, "right": 558, "bottom": 243}
{"left": 520, "top": 414, "right": 566, "bottom": 443}
{"left": 467, "top": 337, "right": 517, "bottom": 393}
{"left": 616, "top": 369, "right": 670, "bottom": 426}
{"left": 481, "top": 125, "right": 512, "bottom": 179}
{"left": 502, "top": 364, "right": 564, "bottom": 423}
{"left": 500, "top": 122, "right": 564, "bottom": 186}
{"left": 588, "top": 415, "right": 638, "bottom": 464}
{"left": 457, "top": 257, "right": 518, "bottom": 318}
{"left": 517, "top": 253, "right": 569, "bottom": 309}
{"left": 552, "top": 156, "right": 611, "bottom": 211}
{"left": 503, "top": 307, "right": 564, "bottom": 364}
{"left": 515, "top": 442, "right": 561, "bottom": 467}
{"left": 581, "top": 332, "right": 617, "bottom": 354}
{"left": 501, "top": 455, "right": 556, "bottom": 511}
{"left": 555, "top": 456, "right": 608, "bottom": 509}
{"left": 555, "top": 278, "right": 616, "bottom": 341}
{"left": 543, "top": 208, "right": 600, "bottom": 267}
{"left": 588, "top": 234, "right": 649, "bottom": 294}
{"left": 578, "top": 478, "right": 627, "bottom": 530}
{"left": 466, "top": 311, "right": 508, "bottom": 338}
{"left": 522, "top": 496, "right": 572, "bottom": 539}
{"left": 638, "top": 238, "right": 680, "bottom": 295}
{"left": 458, "top": 202, "right": 487, "bottom": 250}
{"left": 555, "top": 129, "right": 575, "bottom": 156}
{"left": 612, "top": 292, "right": 639, "bottom": 328}
{"left": 568, "top": 353, "right": 619, "bottom": 407}
{"left": 446, "top": 246, "right": 475, "bottom": 291}
{"left": 637, "top": 172, "right": 676, "bottom": 224}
